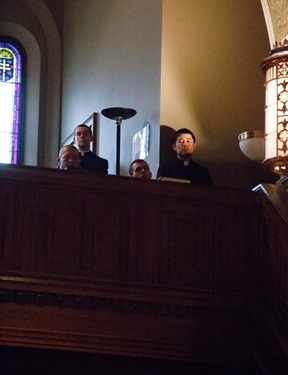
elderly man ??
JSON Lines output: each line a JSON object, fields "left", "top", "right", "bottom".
{"left": 57, "top": 145, "right": 81, "bottom": 170}
{"left": 128, "top": 159, "right": 152, "bottom": 179}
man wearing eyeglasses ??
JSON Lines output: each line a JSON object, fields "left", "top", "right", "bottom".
{"left": 57, "top": 145, "right": 81, "bottom": 170}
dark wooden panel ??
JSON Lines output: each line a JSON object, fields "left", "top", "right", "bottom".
{"left": 0, "top": 181, "right": 18, "bottom": 267}
{"left": 0, "top": 164, "right": 267, "bottom": 368}
{"left": 35, "top": 185, "right": 139, "bottom": 281}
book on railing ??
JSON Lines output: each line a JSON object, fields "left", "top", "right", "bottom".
{"left": 157, "top": 176, "right": 190, "bottom": 184}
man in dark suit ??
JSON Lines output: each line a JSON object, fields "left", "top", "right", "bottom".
{"left": 73, "top": 124, "right": 109, "bottom": 174}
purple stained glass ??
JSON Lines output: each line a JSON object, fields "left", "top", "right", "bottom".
{"left": 0, "top": 41, "right": 22, "bottom": 164}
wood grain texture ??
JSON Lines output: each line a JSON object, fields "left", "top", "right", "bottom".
{"left": 0, "top": 164, "right": 284, "bottom": 369}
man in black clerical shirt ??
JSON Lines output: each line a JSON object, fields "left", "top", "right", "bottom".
{"left": 156, "top": 128, "right": 212, "bottom": 185}
{"left": 73, "top": 124, "right": 109, "bottom": 174}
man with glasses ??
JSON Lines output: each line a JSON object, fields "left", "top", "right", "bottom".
{"left": 57, "top": 145, "right": 81, "bottom": 170}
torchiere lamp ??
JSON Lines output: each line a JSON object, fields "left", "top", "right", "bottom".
{"left": 101, "top": 107, "right": 136, "bottom": 175}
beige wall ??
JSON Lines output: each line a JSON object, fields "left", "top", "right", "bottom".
{"left": 161, "top": 0, "right": 277, "bottom": 189}
{"left": 61, "top": 0, "right": 162, "bottom": 177}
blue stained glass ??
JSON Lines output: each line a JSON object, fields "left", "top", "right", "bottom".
{"left": 0, "top": 58, "right": 14, "bottom": 81}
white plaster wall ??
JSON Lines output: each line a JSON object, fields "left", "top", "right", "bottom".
{"left": 61, "top": 0, "right": 162, "bottom": 177}
{"left": 23, "top": 0, "right": 62, "bottom": 167}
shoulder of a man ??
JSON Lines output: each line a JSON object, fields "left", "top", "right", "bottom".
{"left": 80, "top": 152, "right": 109, "bottom": 173}
{"left": 191, "top": 160, "right": 213, "bottom": 184}
{"left": 95, "top": 154, "right": 108, "bottom": 162}
{"left": 193, "top": 161, "right": 210, "bottom": 173}
{"left": 156, "top": 160, "right": 178, "bottom": 178}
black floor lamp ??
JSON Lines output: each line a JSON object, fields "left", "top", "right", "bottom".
{"left": 101, "top": 107, "right": 136, "bottom": 175}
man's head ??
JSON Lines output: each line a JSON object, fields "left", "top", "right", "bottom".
{"left": 57, "top": 145, "right": 81, "bottom": 169}
{"left": 172, "top": 128, "right": 197, "bottom": 161}
{"left": 128, "top": 159, "right": 152, "bottom": 179}
{"left": 73, "top": 124, "right": 93, "bottom": 152}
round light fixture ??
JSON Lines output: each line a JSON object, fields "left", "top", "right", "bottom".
{"left": 238, "top": 130, "right": 264, "bottom": 161}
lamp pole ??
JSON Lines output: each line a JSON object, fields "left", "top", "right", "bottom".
{"left": 101, "top": 107, "right": 137, "bottom": 176}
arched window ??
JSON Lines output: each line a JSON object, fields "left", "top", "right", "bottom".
{"left": 0, "top": 37, "right": 26, "bottom": 164}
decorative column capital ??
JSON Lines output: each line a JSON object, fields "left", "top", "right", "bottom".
{"left": 261, "top": 0, "right": 288, "bottom": 49}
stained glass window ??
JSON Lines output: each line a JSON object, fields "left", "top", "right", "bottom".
{"left": 0, "top": 38, "right": 25, "bottom": 164}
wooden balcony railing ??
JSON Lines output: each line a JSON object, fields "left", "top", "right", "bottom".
{"left": 252, "top": 183, "right": 288, "bottom": 370}
{"left": 1, "top": 164, "right": 288, "bottom": 372}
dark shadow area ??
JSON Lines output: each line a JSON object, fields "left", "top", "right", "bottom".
{"left": 0, "top": 346, "right": 262, "bottom": 375}
{"left": 206, "top": 161, "right": 279, "bottom": 190}
{"left": 159, "top": 125, "right": 176, "bottom": 166}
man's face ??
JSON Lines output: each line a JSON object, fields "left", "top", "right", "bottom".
{"left": 74, "top": 126, "right": 93, "bottom": 151}
{"left": 131, "top": 162, "right": 152, "bottom": 179}
{"left": 58, "top": 148, "right": 81, "bottom": 169}
{"left": 172, "top": 133, "right": 196, "bottom": 160}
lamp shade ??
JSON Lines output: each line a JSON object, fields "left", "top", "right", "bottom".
{"left": 238, "top": 130, "right": 264, "bottom": 161}
{"left": 261, "top": 46, "right": 288, "bottom": 175}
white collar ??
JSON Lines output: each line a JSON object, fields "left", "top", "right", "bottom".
{"left": 80, "top": 150, "right": 91, "bottom": 156}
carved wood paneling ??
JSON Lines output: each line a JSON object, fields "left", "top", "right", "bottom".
{"left": 36, "top": 185, "right": 139, "bottom": 281}
{"left": 157, "top": 197, "right": 258, "bottom": 292}
{"left": 0, "top": 182, "right": 18, "bottom": 267}
{"left": 252, "top": 184, "right": 288, "bottom": 369}
{"left": 0, "top": 164, "right": 266, "bottom": 367}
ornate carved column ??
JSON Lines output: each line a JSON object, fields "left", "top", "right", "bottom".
{"left": 260, "top": 1, "right": 288, "bottom": 175}
{"left": 261, "top": 0, "right": 288, "bottom": 48}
